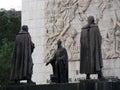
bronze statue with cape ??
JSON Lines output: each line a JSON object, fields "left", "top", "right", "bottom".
{"left": 10, "top": 25, "right": 35, "bottom": 84}
{"left": 80, "top": 16, "right": 103, "bottom": 79}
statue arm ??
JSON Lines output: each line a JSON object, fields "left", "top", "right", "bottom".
{"left": 46, "top": 53, "right": 56, "bottom": 66}
{"left": 46, "top": 59, "right": 52, "bottom": 66}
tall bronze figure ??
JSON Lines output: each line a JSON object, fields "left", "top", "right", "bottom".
{"left": 80, "top": 16, "right": 103, "bottom": 79}
{"left": 10, "top": 25, "right": 35, "bottom": 84}
{"left": 46, "top": 40, "right": 68, "bottom": 83}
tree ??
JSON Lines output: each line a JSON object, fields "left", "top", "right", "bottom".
{"left": 0, "top": 39, "right": 13, "bottom": 85}
{"left": 0, "top": 9, "right": 21, "bottom": 85}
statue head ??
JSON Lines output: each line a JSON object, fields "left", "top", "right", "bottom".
{"left": 22, "top": 25, "right": 28, "bottom": 32}
{"left": 87, "top": 16, "right": 94, "bottom": 25}
{"left": 57, "top": 39, "right": 62, "bottom": 48}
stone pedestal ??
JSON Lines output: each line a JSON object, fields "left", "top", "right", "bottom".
{"left": 1, "top": 81, "right": 120, "bottom": 90}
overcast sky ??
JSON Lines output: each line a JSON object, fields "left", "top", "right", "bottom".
{"left": 0, "top": 0, "right": 21, "bottom": 10}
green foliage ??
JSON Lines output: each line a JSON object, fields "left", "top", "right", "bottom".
{"left": 0, "top": 10, "right": 21, "bottom": 46}
{"left": 0, "top": 9, "right": 21, "bottom": 85}
{"left": 0, "top": 39, "right": 13, "bottom": 85}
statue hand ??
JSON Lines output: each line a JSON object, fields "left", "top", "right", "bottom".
{"left": 46, "top": 62, "right": 49, "bottom": 66}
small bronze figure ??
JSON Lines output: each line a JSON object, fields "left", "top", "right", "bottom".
{"left": 80, "top": 16, "right": 103, "bottom": 79}
{"left": 46, "top": 40, "right": 68, "bottom": 83}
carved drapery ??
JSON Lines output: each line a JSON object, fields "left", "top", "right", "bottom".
{"left": 44, "top": 0, "right": 120, "bottom": 62}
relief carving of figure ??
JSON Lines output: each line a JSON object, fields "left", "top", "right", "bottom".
{"left": 110, "top": 10, "right": 120, "bottom": 58}
{"left": 75, "top": 0, "right": 92, "bottom": 21}
{"left": 102, "top": 29, "right": 114, "bottom": 59}
{"left": 98, "top": 0, "right": 112, "bottom": 18}
{"left": 115, "top": 28, "right": 120, "bottom": 57}
{"left": 45, "top": 15, "right": 69, "bottom": 62}
{"left": 64, "top": 28, "right": 78, "bottom": 60}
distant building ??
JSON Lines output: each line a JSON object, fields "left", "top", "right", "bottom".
{"left": 6, "top": 9, "right": 21, "bottom": 17}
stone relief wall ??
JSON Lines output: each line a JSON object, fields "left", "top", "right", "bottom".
{"left": 44, "top": 0, "right": 120, "bottom": 62}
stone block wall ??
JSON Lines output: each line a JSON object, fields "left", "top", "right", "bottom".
{"left": 22, "top": 0, "right": 48, "bottom": 84}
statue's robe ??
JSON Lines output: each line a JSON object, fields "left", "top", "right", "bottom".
{"left": 80, "top": 23, "right": 103, "bottom": 74}
{"left": 50, "top": 47, "right": 68, "bottom": 83}
{"left": 10, "top": 31, "right": 34, "bottom": 80}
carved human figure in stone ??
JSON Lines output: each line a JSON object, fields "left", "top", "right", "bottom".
{"left": 80, "top": 16, "right": 103, "bottom": 79}
{"left": 102, "top": 29, "right": 114, "bottom": 59}
{"left": 53, "top": 0, "right": 62, "bottom": 20}
{"left": 76, "top": 0, "right": 92, "bottom": 21}
{"left": 10, "top": 25, "right": 35, "bottom": 84}
{"left": 59, "top": 0, "right": 70, "bottom": 21}
{"left": 45, "top": 0, "right": 78, "bottom": 62}
{"left": 64, "top": 29, "right": 77, "bottom": 60}
{"left": 46, "top": 40, "right": 68, "bottom": 83}
{"left": 115, "top": 28, "right": 120, "bottom": 56}
{"left": 98, "top": 0, "right": 112, "bottom": 18}
{"left": 46, "top": 16, "right": 54, "bottom": 37}
{"left": 45, "top": 14, "right": 69, "bottom": 62}
{"left": 110, "top": 10, "right": 120, "bottom": 58}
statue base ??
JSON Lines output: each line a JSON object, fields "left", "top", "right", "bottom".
{"left": 50, "top": 74, "right": 57, "bottom": 83}
{"left": 1, "top": 80, "right": 120, "bottom": 90}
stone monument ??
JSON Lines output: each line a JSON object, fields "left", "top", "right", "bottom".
{"left": 22, "top": 0, "right": 120, "bottom": 84}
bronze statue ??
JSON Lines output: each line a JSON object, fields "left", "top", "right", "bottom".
{"left": 80, "top": 16, "right": 103, "bottom": 79}
{"left": 46, "top": 40, "right": 68, "bottom": 83}
{"left": 10, "top": 25, "right": 35, "bottom": 84}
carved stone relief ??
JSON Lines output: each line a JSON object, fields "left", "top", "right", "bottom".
{"left": 102, "top": 9, "right": 120, "bottom": 59}
{"left": 76, "top": 0, "right": 92, "bottom": 21}
{"left": 111, "top": 10, "right": 120, "bottom": 58}
{"left": 98, "top": 0, "right": 112, "bottom": 18}
{"left": 115, "top": 0, "right": 120, "bottom": 8}
{"left": 102, "top": 28, "right": 115, "bottom": 59}
{"left": 45, "top": 0, "right": 120, "bottom": 62}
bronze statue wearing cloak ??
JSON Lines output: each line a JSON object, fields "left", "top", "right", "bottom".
{"left": 80, "top": 16, "right": 103, "bottom": 79}
{"left": 46, "top": 40, "right": 68, "bottom": 83}
{"left": 10, "top": 25, "right": 35, "bottom": 84}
